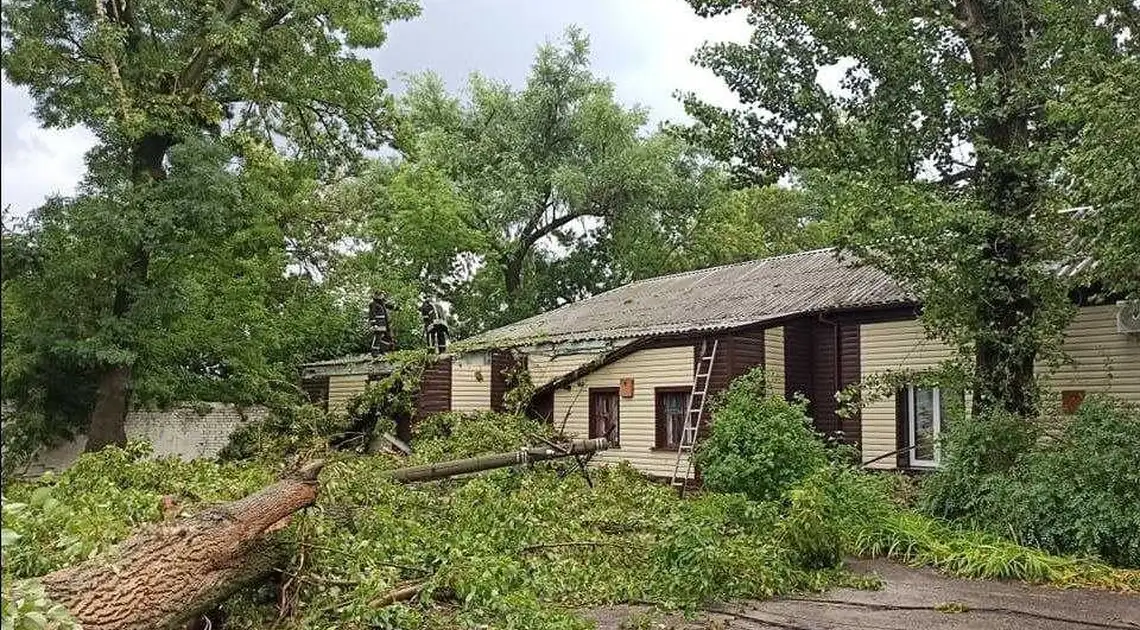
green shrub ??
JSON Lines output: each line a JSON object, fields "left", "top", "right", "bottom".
{"left": 410, "top": 411, "right": 553, "bottom": 463}
{"left": 922, "top": 396, "right": 1140, "bottom": 568}
{"left": 694, "top": 369, "right": 829, "bottom": 502}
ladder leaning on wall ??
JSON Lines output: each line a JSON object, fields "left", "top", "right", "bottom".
{"left": 670, "top": 338, "right": 719, "bottom": 495}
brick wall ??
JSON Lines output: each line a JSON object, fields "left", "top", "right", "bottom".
{"left": 7, "top": 403, "right": 268, "bottom": 476}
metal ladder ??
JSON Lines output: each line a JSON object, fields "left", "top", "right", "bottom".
{"left": 670, "top": 338, "right": 718, "bottom": 494}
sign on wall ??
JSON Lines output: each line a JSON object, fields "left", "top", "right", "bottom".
{"left": 620, "top": 377, "right": 635, "bottom": 398}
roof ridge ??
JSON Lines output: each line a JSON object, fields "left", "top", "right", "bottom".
{"left": 456, "top": 247, "right": 848, "bottom": 344}
{"left": 631, "top": 246, "right": 840, "bottom": 285}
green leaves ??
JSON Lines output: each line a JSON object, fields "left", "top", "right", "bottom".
{"left": 389, "top": 28, "right": 725, "bottom": 333}
{"left": 685, "top": 0, "right": 1135, "bottom": 417}
{"left": 694, "top": 368, "right": 830, "bottom": 502}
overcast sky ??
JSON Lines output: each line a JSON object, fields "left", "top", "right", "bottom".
{"left": 0, "top": 0, "right": 750, "bottom": 215}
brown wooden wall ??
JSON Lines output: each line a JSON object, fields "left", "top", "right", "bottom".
{"left": 701, "top": 333, "right": 767, "bottom": 399}
{"left": 812, "top": 319, "right": 840, "bottom": 435}
{"left": 415, "top": 357, "right": 452, "bottom": 424}
{"left": 837, "top": 322, "right": 862, "bottom": 445}
{"left": 781, "top": 314, "right": 869, "bottom": 444}
{"left": 783, "top": 318, "right": 815, "bottom": 403}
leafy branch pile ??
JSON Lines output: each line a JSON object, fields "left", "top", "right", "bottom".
{"left": 5, "top": 405, "right": 1138, "bottom": 629}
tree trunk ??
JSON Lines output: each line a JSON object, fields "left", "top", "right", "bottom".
{"left": 83, "top": 133, "right": 173, "bottom": 451}
{"left": 34, "top": 440, "right": 608, "bottom": 629}
{"left": 959, "top": 0, "right": 1043, "bottom": 419}
{"left": 85, "top": 365, "right": 132, "bottom": 452}
{"left": 39, "top": 462, "right": 325, "bottom": 630}
{"left": 386, "top": 437, "right": 610, "bottom": 483}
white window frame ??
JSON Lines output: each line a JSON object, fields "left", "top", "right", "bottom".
{"left": 907, "top": 385, "right": 944, "bottom": 468}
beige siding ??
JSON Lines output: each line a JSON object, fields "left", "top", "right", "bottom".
{"left": 1043, "top": 304, "right": 1140, "bottom": 404}
{"left": 328, "top": 374, "right": 368, "bottom": 415}
{"left": 859, "top": 319, "right": 955, "bottom": 469}
{"left": 553, "top": 345, "right": 695, "bottom": 478}
{"left": 764, "top": 326, "right": 785, "bottom": 396}
{"left": 528, "top": 352, "right": 603, "bottom": 388}
{"left": 451, "top": 351, "right": 492, "bottom": 412}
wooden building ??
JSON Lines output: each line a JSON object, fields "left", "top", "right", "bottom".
{"left": 304, "top": 248, "right": 1140, "bottom": 476}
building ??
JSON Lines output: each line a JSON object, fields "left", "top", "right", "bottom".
{"left": 303, "top": 248, "right": 1140, "bottom": 476}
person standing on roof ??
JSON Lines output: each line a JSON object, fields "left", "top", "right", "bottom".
{"left": 369, "top": 292, "right": 398, "bottom": 356}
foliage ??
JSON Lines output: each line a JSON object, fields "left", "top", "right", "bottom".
{"left": 4, "top": 415, "right": 1137, "bottom": 629}
{"left": 217, "top": 403, "right": 349, "bottom": 463}
{"left": 499, "top": 355, "right": 536, "bottom": 416}
{"left": 410, "top": 411, "right": 554, "bottom": 464}
{"left": 390, "top": 27, "right": 724, "bottom": 333}
{"left": 0, "top": 579, "right": 80, "bottom": 630}
{"left": 850, "top": 508, "right": 1139, "bottom": 590}
{"left": 1, "top": 0, "right": 420, "bottom": 170}
{"left": 694, "top": 369, "right": 829, "bottom": 502}
{"left": 313, "top": 161, "right": 484, "bottom": 348}
{"left": 1051, "top": 54, "right": 1140, "bottom": 300}
{"left": 1, "top": 139, "right": 364, "bottom": 462}
{"left": 684, "top": 0, "right": 1136, "bottom": 417}
{"left": 921, "top": 397, "right": 1140, "bottom": 568}
{"left": 1, "top": 441, "right": 273, "bottom": 579}
{"left": 1, "top": 0, "right": 418, "bottom": 451}
{"left": 675, "top": 186, "right": 837, "bottom": 270}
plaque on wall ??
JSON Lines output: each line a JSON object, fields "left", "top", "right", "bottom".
{"left": 620, "top": 377, "right": 635, "bottom": 398}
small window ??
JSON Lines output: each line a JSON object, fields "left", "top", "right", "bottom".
{"left": 588, "top": 388, "right": 620, "bottom": 445}
{"left": 906, "top": 385, "right": 958, "bottom": 467}
{"left": 655, "top": 388, "right": 691, "bottom": 449}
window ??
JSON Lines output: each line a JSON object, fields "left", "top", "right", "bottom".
{"left": 588, "top": 388, "right": 620, "bottom": 445}
{"left": 905, "top": 385, "right": 958, "bottom": 467}
{"left": 655, "top": 388, "right": 691, "bottom": 449}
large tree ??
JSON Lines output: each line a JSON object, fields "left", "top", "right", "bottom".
{"left": 0, "top": 140, "right": 364, "bottom": 464}
{"left": 393, "top": 28, "right": 723, "bottom": 332}
{"left": 1, "top": 0, "right": 418, "bottom": 449}
{"left": 685, "top": 0, "right": 1136, "bottom": 416}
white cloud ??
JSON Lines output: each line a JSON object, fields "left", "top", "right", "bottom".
{"left": 1, "top": 86, "right": 95, "bottom": 216}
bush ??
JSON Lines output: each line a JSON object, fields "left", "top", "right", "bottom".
{"left": 921, "top": 396, "right": 1140, "bottom": 568}
{"left": 694, "top": 369, "right": 829, "bottom": 502}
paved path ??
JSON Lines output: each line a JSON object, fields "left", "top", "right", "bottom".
{"left": 590, "top": 559, "right": 1140, "bottom": 629}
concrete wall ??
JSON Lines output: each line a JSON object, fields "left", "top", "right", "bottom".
{"left": 1042, "top": 304, "right": 1140, "bottom": 405}
{"left": 764, "top": 326, "right": 785, "bottom": 397}
{"left": 553, "top": 345, "right": 695, "bottom": 478}
{"left": 451, "top": 351, "right": 492, "bottom": 412}
{"left": 16, "top": 404, "right": 268, "bottom": 476}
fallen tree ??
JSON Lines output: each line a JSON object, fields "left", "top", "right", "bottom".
{"left": 30, "top": 438, "right": 611, "bottom": 630}
{"left": 38, "top": 461, "right": 325, "bottom": 630}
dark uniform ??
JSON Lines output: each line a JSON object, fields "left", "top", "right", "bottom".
{"left": 368, "top": 293, "right": 397, "bottom": 356}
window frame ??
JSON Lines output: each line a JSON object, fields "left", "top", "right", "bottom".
{"left": 906, "top": 384, "right": 945, "bottom": 468}
{"left": 654, "top": 386, "right": 692, "bottom": 450}
{"left": 588, "top": 387, "right": 621, "bottom": 446}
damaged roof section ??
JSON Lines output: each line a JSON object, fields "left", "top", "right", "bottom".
{"left": 455, "top": 248, "right": 914, "bottom": 351}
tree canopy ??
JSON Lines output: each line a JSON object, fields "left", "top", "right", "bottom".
{"left": 1, "top": 0, "right": 420, "bottom": 450}
{"left": 685, "top": 0, "right": 1138, "bottom": 416}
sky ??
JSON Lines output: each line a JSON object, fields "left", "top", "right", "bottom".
{"left": 0, "top": 0, "right": 751, "bottom": 216}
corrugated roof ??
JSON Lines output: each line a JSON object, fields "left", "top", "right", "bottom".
{"left": 300, "top": 354, "right": 393, "bottom": 378}
{"left": 454, "top": 248, "right": 913, "bottom": 351}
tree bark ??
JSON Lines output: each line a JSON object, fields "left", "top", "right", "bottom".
{"left": 38, "top": 462, "right": 325, "bottom": 630}
{"left": 385, "top": 437, "right": 610, "bottom": 483}
{"left": 85, "top": 365, "right": 132, "bottom": 452}
{"left": 35, "top": 440, "right": 610, "bottom": 628}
